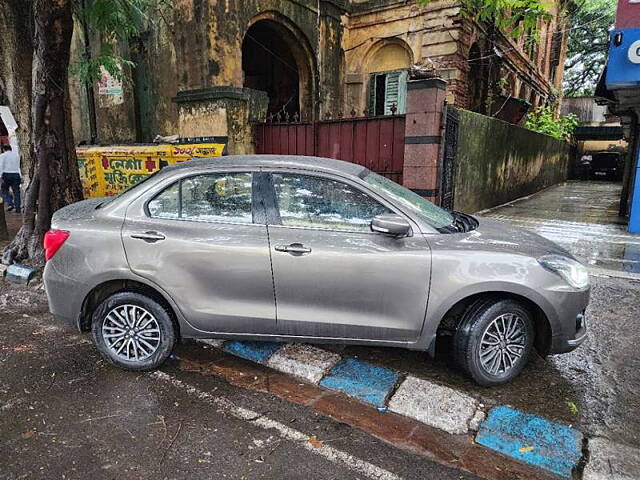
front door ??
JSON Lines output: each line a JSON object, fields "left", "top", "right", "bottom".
{"left": 122, "top": 171, "right": 276, "bottom": 334}
{"left": 265, "top": 171, "right": 432, "bottom": 342}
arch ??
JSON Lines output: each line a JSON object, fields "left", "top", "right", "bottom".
{"left": 242, "top": 12, "right": 316, "bottom": 120}
{"left": 364, "top": 39, "right": 413, "bottom": 74}
{"left": 362, "top": 39, "right": 413, "bottom": 115}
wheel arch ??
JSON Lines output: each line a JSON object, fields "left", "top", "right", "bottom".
{"left": 430, "top": 289, "right": 553, "bottom": 357}
{"left": 79, "top": 278, "right": 180, "bottom": 337}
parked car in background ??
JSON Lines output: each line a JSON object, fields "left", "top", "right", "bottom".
{"left": 43, "top": 156, "right": 590, "bottom": 386}
{"left": 589, "top": 151, "right": 623, "bottom": 181}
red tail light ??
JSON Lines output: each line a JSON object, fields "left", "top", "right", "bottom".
{"left": 44, "top": 230, "right": 70, "bottom": 261}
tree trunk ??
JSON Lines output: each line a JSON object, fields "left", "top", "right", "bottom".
{"left": 0, "top": 0, "right": 34, "bottom": 173}
{"left": 3, "top": 0, "right": 83, "bottom": 266}
{"left": 0, "top": 0, "right": 33, "bottom": 241}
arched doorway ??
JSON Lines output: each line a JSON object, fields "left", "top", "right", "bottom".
{"left": 242, "top": 18, "right": 314, "bottom": 120}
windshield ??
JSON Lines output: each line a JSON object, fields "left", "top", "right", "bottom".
{"left": 362, "top": 171, "right": 454, "bottom": 229}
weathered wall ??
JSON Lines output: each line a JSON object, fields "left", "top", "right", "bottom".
{"left": 453, "top": 108, "right": 571, "bottom": 213}
{"left": 70, "top": 0, "right": 345, "bottom": 148}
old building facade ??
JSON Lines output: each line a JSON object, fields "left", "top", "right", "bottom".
{"left": 70, "top": 0, "right": 569, "bottom": 153}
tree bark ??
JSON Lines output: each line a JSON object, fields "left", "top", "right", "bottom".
{"left": 3, "top": 0, "right": 84, "bottom": 265}
{"left": 0, "top": 0, "right": 34, "bottom": 173}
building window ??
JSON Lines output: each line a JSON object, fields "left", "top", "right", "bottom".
{"left": 368, "top": 70, "right": 408, "bottom": 116}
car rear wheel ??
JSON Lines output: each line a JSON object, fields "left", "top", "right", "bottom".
{"left": 453, "top": 298, "right": 534, "bottom": 386}
{"left": 91, "top": 292, "right": 176, "bottom": 371}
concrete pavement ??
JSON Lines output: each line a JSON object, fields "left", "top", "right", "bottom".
{"left": 480, "top": 181, "right": 640, "bottom": 278}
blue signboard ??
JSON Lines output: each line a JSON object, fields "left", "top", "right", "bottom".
{"left": 606, "top": 28, "right": 640, "bottom": 90}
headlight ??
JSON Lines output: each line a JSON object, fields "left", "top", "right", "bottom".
{"left": 538, "top": 255, "right": 589, "bottom": 289}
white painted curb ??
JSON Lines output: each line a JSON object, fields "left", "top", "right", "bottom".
{"left": 583, "top": 437, "right": 640, "bottom": 480}
{"left": 388, "top": 375, "right": 483, "bottom": 435}
{"left": 267, "top": 343, "right": 341, "bottom": 384}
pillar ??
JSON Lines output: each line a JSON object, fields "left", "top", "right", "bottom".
{"left": 402, "top": 78, "right": 447, "bottom": 204}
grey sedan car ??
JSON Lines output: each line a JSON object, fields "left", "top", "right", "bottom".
{"left": 43, "top": 155, "right": 589, "bottom": 385}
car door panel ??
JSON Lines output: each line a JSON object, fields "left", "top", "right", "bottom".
{"left": 266, "top": 171, "right": 432, "bottom": 342}
{"left": 269, "top": 226, "right": 432, "bottom": 341}
{"left": 122, "top": 171, "right": 276, "bottom": 334}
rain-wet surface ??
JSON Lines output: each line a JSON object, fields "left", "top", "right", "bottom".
{"left": 340, "top": 180, "right": 640, "bottom": 450}
{"left": 480, "top": 181, "right": 640, "bottom": 277}
{"left": 343, "top": 273, "right": 640, "bottom": 449}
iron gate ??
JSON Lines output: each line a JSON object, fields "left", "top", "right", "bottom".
{"left": 440, "top": 106, "right": 458, "bottom": 210}
{"left": 254, "top": 114, "right": 406, "bottom": 184}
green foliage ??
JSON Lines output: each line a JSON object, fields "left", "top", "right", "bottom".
{"left": 71, "top": 0, "right": 170, "bottom": 84}
{"left": 416, "top": 0, "right": 553, "bottom": 39}
{"left": 524, "top": 105, "right": 578, "bottom": 140}
{"left": 563, "top": 0, "right": 616, "bottom": 96}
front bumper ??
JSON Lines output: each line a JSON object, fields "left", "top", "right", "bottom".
{"left": 548, "top": 288, "right": 590, "bottom": 354}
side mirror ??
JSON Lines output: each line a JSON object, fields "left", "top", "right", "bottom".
{"left": 371, "top": 214, "right": 411, "bottom": 237}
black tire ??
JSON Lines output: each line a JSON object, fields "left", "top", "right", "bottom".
{"left": 453, "top": 298, "right": 534, "bottom": 386}
{"left": 91, "top": 291, "right": 176, "bottom": 371}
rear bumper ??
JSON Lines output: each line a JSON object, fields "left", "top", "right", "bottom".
{"left": 43, "top": 261, "right": 83, "bottom": 331}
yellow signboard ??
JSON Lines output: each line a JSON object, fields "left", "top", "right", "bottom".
{"left": 77, "top": 142, "right": 226, "bottom": 198}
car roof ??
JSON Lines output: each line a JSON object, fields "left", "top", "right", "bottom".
{"left": 163, "top": 155, "right": 368, "bottom": 177}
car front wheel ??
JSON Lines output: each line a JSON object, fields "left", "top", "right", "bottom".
{"left": 92, "top": 292, "right": 176, "bottom": 371}
{"left": 454, "top": 298, "right": 534, "bottom": 386}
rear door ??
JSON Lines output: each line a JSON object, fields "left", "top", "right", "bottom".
{"left": 122, "top": 170, "right": 276, "bottom": 334}
{"left": 264, "top": 171, "right": 432, "bottom": 342}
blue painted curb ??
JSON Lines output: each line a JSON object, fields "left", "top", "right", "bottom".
{"left": 223, "top": 340, "right": 282, "bottom": 364}
{"left": 319, "top": 358, "right": 401, "bottom": 407}
{"left": 475, "top": 406, "right": 584, "bottom": 478}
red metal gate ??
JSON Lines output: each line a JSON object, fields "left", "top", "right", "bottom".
{"left": 254, "top": 115, "right": 405, "bottom": 184}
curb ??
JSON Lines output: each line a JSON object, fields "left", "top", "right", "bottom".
{"left": 197, "top": 339, "right": 585, "bottom": 478}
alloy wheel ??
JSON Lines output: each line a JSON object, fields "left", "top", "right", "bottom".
{"left": 478, "top": 313, "right": 527, "bottom": 376}
{"left": 102, "top": 304, "right": 161, "bottom": 362}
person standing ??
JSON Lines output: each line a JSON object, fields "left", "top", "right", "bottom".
{"left": 0, "top": 143, "right": 21, "bottom": 213}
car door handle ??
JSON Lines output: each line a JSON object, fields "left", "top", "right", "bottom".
{"left": 275, "top": 243, "right": 312, "bottom": 254}
{"left": 130, "top": 231, "right": 166, "bottom": 243}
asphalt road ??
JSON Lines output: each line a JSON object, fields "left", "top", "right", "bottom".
{"left": 0, "top": 282, "right": 478, "bottom": 480}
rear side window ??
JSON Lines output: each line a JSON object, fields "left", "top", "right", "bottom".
{"left": 147, "top": 172, "right": 253, "bottom": 224}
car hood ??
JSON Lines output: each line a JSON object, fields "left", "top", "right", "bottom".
{"left": 429, "top": 216, "right": 574, "bottom": 260}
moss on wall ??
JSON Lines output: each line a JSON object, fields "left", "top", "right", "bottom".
{"left": 453, "top": 108, "right": 571, "bottom": 213}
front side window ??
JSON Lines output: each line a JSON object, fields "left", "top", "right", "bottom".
{"left": 272, "top": 173, "right": 391, "bottom": 232}
{"left": 362, "top": 171, "right": 454, "bottom": 229}
{"left": 148, "top": 172, "right": 253, "bottom": 224}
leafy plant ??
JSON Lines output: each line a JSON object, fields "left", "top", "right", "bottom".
{"left": 525, "top": 105, "right": 579, "bottom": 140}
{"left": 416, "top": 0, "right": 553, "bottom": 39}
{"left": 563, "top": 0, "right": 616, "bottom": 97}
{"left": 71, "top": 0, "right": 171, "bottom": 84}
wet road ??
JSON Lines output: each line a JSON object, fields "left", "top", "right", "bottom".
{"left": 480, "top": 181, "right": 640, "bottom": 278}
{"left": 0, "top": 283, "right": 479, "bottom": 480}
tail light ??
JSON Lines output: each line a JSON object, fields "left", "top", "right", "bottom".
{"left": 43, "top": 230, "right": 70, "bottom": 261}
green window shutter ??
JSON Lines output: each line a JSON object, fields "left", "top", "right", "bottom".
{"left": 397, "top": 70, "right": 407, "bottom": 114}
{"left": 368, "top": 74, "right": 376, "bottom": 116}
{"left": 384, "top": 72, "right": 400, "bottom": 115}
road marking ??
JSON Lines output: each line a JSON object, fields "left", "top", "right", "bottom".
{"left": 152, "top": 371, "right": 403, "bottom": 480}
